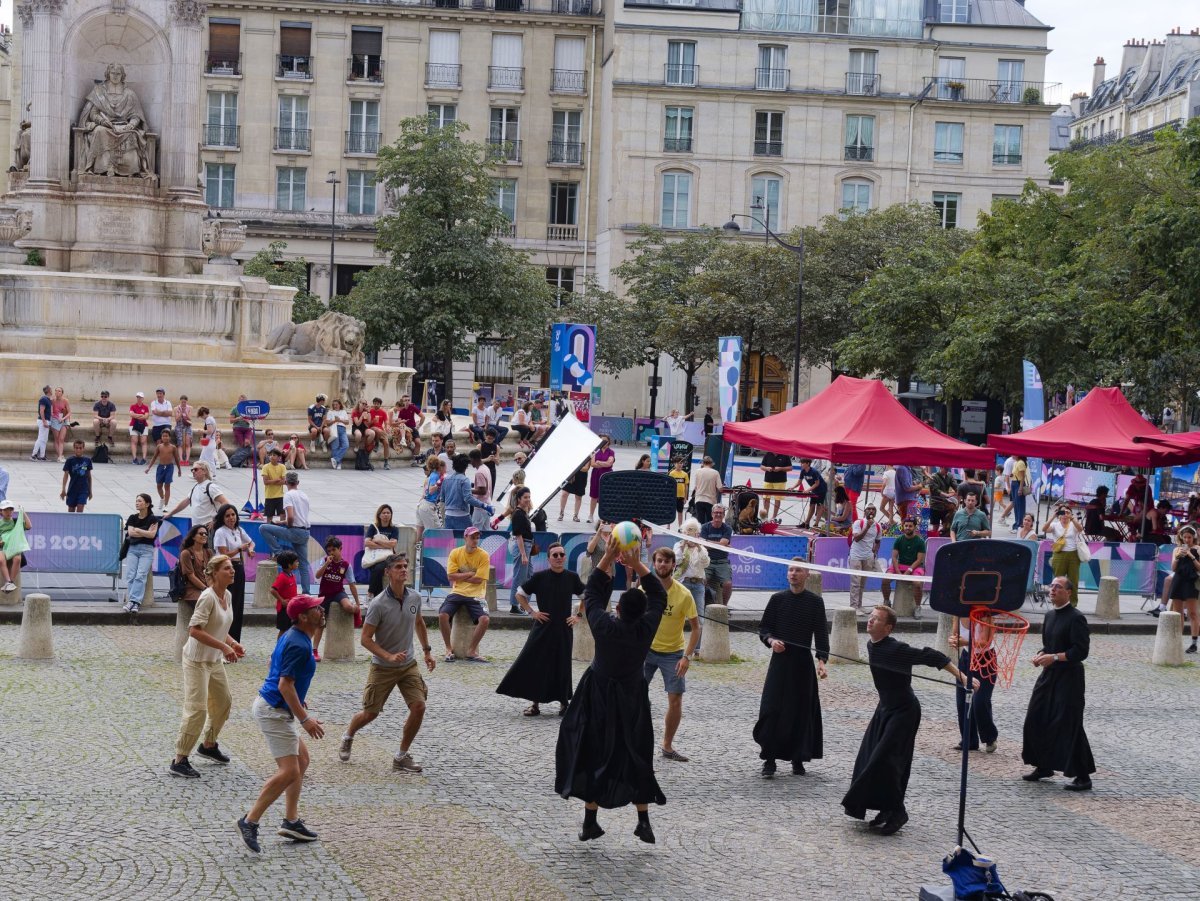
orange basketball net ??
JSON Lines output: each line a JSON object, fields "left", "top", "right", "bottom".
{"left": 967, "top": 607, "right": 1030, "bottom": 689}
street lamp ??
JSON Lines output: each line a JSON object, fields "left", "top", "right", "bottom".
{"left": 722, "top": 212, "right": 804, "bottom": 409}
{"left": 325, "top": 170, "right": 341, "bottom": 301}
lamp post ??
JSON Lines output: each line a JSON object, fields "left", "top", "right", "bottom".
{"left": 325, "top": 170, "right": 341, "bottom": 301}
{"left": 722, "top": 212, "right": 804, "bottom": 409}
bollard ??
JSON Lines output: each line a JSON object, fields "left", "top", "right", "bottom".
{"left": 892, "top": 580, "right": 916, "bottom": 618}
{"left": 934, "top": 612, "right": 955, "bottom": 657}
{"left": 572, "top": 609, "right": 595, "bottom": 663}
{"left": 253, "top": 559, "right": 279, "bottom": 608}
{"left": 450, "top": 607, "right": 475, "bottom": 659}
{"left": 485, "top": 566, "right": 498, "bottom": 614}
{"left": 397, "top": 526, "right": 418, "bottom": 567}
{"left": 805, "top": 571, "right": 823, "bottom": 596}
{"left": 323, "top": 602, "right": 356, "bottom": 662}
{"left": 1095, "top": 576, "right": 1121, "bottom": 620}
{"left": 0, "top": 569, "right": 20, "bottom": 605}
{"left": 1151, "top": 610, "right": 1185, "bottom": 666}
{"left": 174, "top": 599, "right": 196, "bottom": 663}
{"left": 138, "top": 564, "right": 156, "bottom": 609}
{"left": 18, "top": 593, "right": 54, "bottom": 659}
{"left": 828, "top": 608, "right": 860, "bottom": 664}
{"left": 699, "top": 604, "right": 730, "bottom": 663}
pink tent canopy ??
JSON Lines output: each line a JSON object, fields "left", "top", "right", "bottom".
{"left": 721, "top": 376, "right": 995, "bottom": 467}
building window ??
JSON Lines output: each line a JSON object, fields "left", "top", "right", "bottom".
{"left": 205, "top": 92, "right": 238, "bottom": 147}
{"left": 491, "top": 177, "right": 518, "bottom": 222}
{"left": 846, "top": 49, "right": 878, "bottom": 95}
{"left": 939, "top": 0, "right": 968, "bottom": 23}
{"left": 660, "top": 171, "right": 692, "bottom": 229}
{"left": 349, "top": 26, "right": 384, "bottom": 82}
{"left": 754, "top": 110, "right": 783, "bottom": 156}
{"left": 993, "top": 125, "right": 1022, "bottom": 165}
{"left": 666, "top": 40, "right": 697, "bottom": 86}
{"left": 548, "top": 182, "right": 578, "bottom": 239}
{"left": 347, "top": 100, "right": 381, "bottom": 154}
{"left": 932, "top": 192, "right": 961, "bottom": 229}
{"left": 427, "top": 30, "right": 461, "bottom": 88}
{"left": 936, "top": 56, "right": 965, "bottom": 99}
{"left": 552, "top": 36, "right": 586, "bottom": 93}
{"left": 489, "top": 33, "right": 524, "bottom": 91}
{"left": 844, "top": 115, "right": 874, "bottom": 161}
{"left": 205, "top": 163, "right": 235, "bottom": 208}
{"left": 991, "top": 194, "right": 1020, "bottom": 208}
{"left": 664, "top": 106, "right": 693, "bottom": 153}
{"left": 428, "top": 104, "right": 457, "bottom": 130}
{"left": 206, "top": 18, "right": 241, "bottom": 74}
{"left": 749, "top": 175, "right": 781, "bottom": 232}
{"left": 488, "top": 107, "right": 521, "bottom": 162}
{"left": 841, "top": 179, "right": 872, "bottom": 215}
{"left": 276, "top": 167, "right": 306, "bottom": 211}
{"left": 547, "top": 266, "right": 576, "bottom": 301}
{"left": 756, "top": 45, "right": 788, "bottom": 91}
{"left": 996, "top": 59, "right": 1025, "bottom": 102}
{"left": 278, "top": 22, "right": 312, "bottom": 78}
{"left": 276, "top": 95, "right": 310, "bottom": 151}
{"left": 550, "top": 109, "right": 583, "bottom": 165}
{"left": 475, "top": 338, "right": 513, "bottom": 383}
{"left": 934, "top": 122, "right": 964, "bottom": 163}
{"left": 347, "top": 170, "right": 376, "bottom": 215}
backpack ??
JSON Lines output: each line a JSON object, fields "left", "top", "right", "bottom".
{"left": 228, "top": 446, "right": 255, "bottom": 468}
{"left": 93, "top": 443, "right": 110, "bottom": 464}
{"left": 167, "top": 559, "right": 186, "bottom": 602}
{"left": 354, "top": 448, "right": 374, "bottom": 471}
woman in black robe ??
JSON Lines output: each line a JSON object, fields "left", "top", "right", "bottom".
{"left": 555, "top": 537, "right": 666, "bottom": 844}
{"left": 842, "top": 605, "right": 966, "bottom": 836}
{"left": 1021, "top": 575, "right": 1096, "bottom": 790}
{"left": 754, "top": 560, "right": 828, "bottom": 777}
{"left": 497, "top": 542, "right": 584, "bottom": 715}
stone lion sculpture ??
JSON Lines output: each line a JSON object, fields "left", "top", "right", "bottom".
{"left": 265, "top": 311, "right": 367, "bottom": 406}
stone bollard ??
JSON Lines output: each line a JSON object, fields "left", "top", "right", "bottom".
{"left": 892, "top": 580, "right": 916, "bottom": 618}
{"left": 485, "top": 567, "right": 498, "bottom": 614}
{"left": 398, "top": 526, "right": 417, "bottom": 567}
{"left": 18, "top": 593, "right": 54, "bottom": 659}
{"left": 828, "top": 607, "right": 860, "bottom": 664}
{"left": 174, "top": 599, "right": 196, "bottom": 663}
{"left": 324, "top": 602, "right": 356, "bottom": 662}
{"left": 450, "top": 607, "right": 475, "bottom": 659}
{"left": 138, "top": 563, "right": 156, "bottom": 609}
{"left": 572, "top": 610, "right": 595, "bottom": 663}
{"left": 805, "top": 571, "right": 823, "bottom": 596}
{"left": 1151, "top": 610, "right": 1185, "bottom": 666}
{"left": 0, "top": 570, "right": 20, "bottom": 605}
{"left": 699, "top": 604, "right": 730, "bottom": 663}
{"left": 1095, "top": 576, "right": 1121, "bottom": 620}
{"left": 253, "top": 559, "right": 279, "bottom": 608}
{"left": 934, "top": 612, "right": 955, "bottom": 657}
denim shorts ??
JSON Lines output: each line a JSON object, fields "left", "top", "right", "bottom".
{"left": 644, "top": 649, "right": 686, "bottom": 694}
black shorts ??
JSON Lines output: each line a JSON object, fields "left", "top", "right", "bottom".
{"left": 151, "top": 424, "right": 169, "bottom": 442}
{"left": 320, "top": 591, "right": 348, "bottom": 613}
{"left": 676, "top": 498, "right": 684, "bottom": 513}
{"left": 264, "top": 497, "right": 284, "bottom": 518}
{"left": 566, "top": 471, "right": 587, "bottom": 496}
{"left": 275, "top": 608, "right": 292, "bottom": 632}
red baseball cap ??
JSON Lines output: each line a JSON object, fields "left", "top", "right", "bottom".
{"left": 287, "top": 594, "right": 323, "bottom": 621}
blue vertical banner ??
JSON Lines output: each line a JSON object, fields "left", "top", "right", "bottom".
{"left": 719, "top": 336, "right": 743, "bottom": 484}
{"left": 550, "top": 323, "right": 596, "bottom": 393}
{"left": 1022, "top": 360, "right": 1046, "bottom": 501}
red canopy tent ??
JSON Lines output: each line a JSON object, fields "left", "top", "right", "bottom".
{"left": 721, "top": 376, "right": 995, "bottom": 468}
{"left": 987, "top": 387, "right": 1200, "bottom": 468}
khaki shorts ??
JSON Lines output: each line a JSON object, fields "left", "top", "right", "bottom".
{"left": 362, "top": 661, "right": 427, "bottom": 714}
{"left": 252, "top": 695, "right": 300, "bottom": 759}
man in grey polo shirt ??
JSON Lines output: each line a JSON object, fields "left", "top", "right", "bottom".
{"left": 338, "top": 554, "right": 436, "bottom": 773}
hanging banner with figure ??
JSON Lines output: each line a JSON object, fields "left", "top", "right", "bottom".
{"left": 719, "top": 336, "right": 743, "bottom": 484}
{"left": 550, "top": 323, "right": 596, "bottom": 393}
{"left": 1022, "top": 360, "right": 1046, "bottom": 501}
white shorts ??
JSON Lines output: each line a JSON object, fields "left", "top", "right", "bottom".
{"left": 252, "top": 695, "right": 301, "bottom": 759}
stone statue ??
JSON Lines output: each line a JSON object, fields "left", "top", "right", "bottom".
{"left": 77, "top": 63, "right": 153, "bottom": 177}
{"left": 13, "top": 110, "right": 30, "bottom": 172}
{"left": 264, "top": 311, "right": 368, "bottom": 406}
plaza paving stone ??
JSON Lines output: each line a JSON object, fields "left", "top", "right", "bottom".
{"left": 1, "top": 621, "right": 1196, "bottom": 899}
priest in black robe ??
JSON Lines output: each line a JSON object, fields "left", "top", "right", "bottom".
{"left": 497, "top": 541, "right": 585, "bottom": 715}
{"left": 754, "top": 558, "right": 829, "bottom": 778}
{"left": 842, "top": 605, "right": 968, "bottom": 835}
{"left": 555, "top": 536, "right": 666, "bottom": 844}
{"left": 1021, "top": 575, "right": 1096, "bottom": 791}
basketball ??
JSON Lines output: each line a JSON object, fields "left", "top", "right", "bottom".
{"left": 613, "top": 521, "right": 641, "bottom": 551}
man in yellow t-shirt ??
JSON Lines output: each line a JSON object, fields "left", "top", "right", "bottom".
{"left": 643, "top": 546, "right": 701, "bottom": 762}
{"left": 261, "top": 449, "right": 287, "bottom": 523}
{"left": 437, "top": 526, "right": 492, "bottom": 662}
{"left": 668, "top": 459, "right": 689, "bottom": 529}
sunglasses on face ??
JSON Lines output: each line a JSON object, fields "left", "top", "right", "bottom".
{"left": 550, "top": 552, "right": 566, "bottom": 558}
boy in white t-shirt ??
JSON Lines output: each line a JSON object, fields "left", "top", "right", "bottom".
{"left": 848, "top": 504, "right": 882, "bottom": 613}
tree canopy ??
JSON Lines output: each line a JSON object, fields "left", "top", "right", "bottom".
{"left": 242, "top": 240, "right": 324, "bottom": 324}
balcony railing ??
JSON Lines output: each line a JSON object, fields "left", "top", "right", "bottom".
{"left": 203, "top": 124, "right": 240, "bottom": 148}
{"left": 552, "top": 0, "right": 593, "bottom": 12}
{"left": 547, "top": 224, "right": 578, "bottom": 241}
{"left": 992, "top": 152, "right": 1022, "bottom": 166}
{"left": 277, "top": 55, "right": 313, "bottom": 79}
{"left": 753, "top": 139, "right": 782, "bottom": 157}
{"left": 492, "top": 220, "right": 517, "bottom": 238}
{"left": 204, "top": 53, "right": 241, "bottom": 76}
{"left": 411, "top": 0, "right": 597, "bottom": 12}
{"left": 426, "top": 63, "right": 462, "bottom": 88}
{"left": 487, "top": 137, "right": 523, "bottom": 163}
{"left": 664, "top": 63, "right": 698, "bottom": 87}
{"left": 664, "top": 136, "right": 693, "bottom": 153}
{"left": 346, "top": 131, "right": 382, "bottom": 154}
{"left": 844, "top": 144, "right": 873, "bottom": 161}
{"left": 755, "top": 68, "right": 790, "bottom": 91}
{"left": 924, "top": 77, "right": 1053, "bottom": 104}
{"left": 548, "top": 141, "right": 584, "bottom": 165}
{"left": 348, "top": 55, "right": 384, "bottom": 82}
{"left": 551, "top": 69, "right": 586, "bottom": 94}
{"left": 934, "top": 150, "right": 964, "bottom": 163}
{"left": 274, "top": 128, "right": 312, "bottom": 152}
{"left": 845, "top": 71, "right": 880, "bottom": 95}
{"left": 488, "top": 67, "right": 525, "bottom": 91}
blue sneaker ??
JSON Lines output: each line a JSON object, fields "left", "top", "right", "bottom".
{"left": 236, "top": 816, "right": 260, "bottom": 853}
{"left": 278, "top": 818, "right": 318, "bottom": 842}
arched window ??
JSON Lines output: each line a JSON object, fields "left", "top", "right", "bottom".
{"left": 840, "top": 178, "right": 872, "bottom": 215}
{"left": 660, "top": 170, "right": 692, "bottom": 228}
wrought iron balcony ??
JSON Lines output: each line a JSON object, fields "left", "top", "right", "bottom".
{"left": 551, "top": 69, "right": 586, "bottom": 94}
{"left": 844, "top": 144, "right": 873, "bottom": 161}
{"left": 204, "top": 53, "right": 241, "bottom": 76}
{"left": 488, "top": 67, "right": 525, "bottom": 91}
{"left": 346, "top": 131, "right": 382, "bottom": 155}
{"left": 548, "top": 141, "right": 584, "bottom": 165}
{"left": 277, "top": 55, "right": 313, "bottom": 80}
{"left": 663, "top": 136, "right": 693, "bottom": 153}
{"left": 845, "top": 72, "right": 880, "bottom": 95}
{"left": 755, "top": 68, "right": 789, "bottom": 91}
{"left": 425, "top": 63, "right": 461, "bottom": 88}
{"left": 664, "top": 63, "right": 698, "bottom": 87}
{"left": 274, "top": 128, "right": 311, "bottom": 152}
{"left": 203, "top": 124, "right": 240, "bottom": 148}
{"left": 347, "top": 55, "right": 384, "bottom": 83}
{"left": 753, "top": 139, "right": 782, "bottom": 157}
{"left": 924, "top": 77, "right": 1053, "bottom": 104}
{"left": 992, "top": 152, "right": 1022, "bottom": 166}
{"left": 487, "top": 137, "right": 523, "bottom": 163}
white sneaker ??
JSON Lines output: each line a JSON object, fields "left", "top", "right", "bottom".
{"left": 2, "top": 582, "right": 17, "bottom": 592}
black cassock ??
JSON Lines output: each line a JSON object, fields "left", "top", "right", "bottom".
{"left": 842, "top": 636, "right": 949, "bottom": 820}
{"left": 1021, "top": 603, "right": 1095, "bottom": 778}
{"left": 555, "top": 568, "right": 667, "bottom": 809}
{"left": 497, "top": 568, "right": 584, "bottom": 705}
{"left": 753, "top": 589, "right": 829, "bottom": 764}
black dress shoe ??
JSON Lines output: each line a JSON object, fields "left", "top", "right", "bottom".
{"left": 634, "top": 821, "right": 656, "bottom": 844}
{"left": 877, "top": 810, "right": 909, "bottom": 836}
{"left": 868, "top": 810, "right": 890, "bottom": 828}
{"left": 791, "top": 761, "right": 805, "bottom": 776}
{"left": 761, "top": 760, "right": 776, "bottom": 779}
{"left": 578, "top": 821, "right": 605, "bottom": 841}
{"left": 1063, "top": 777, "right": 1093, "bottom": 792}
{"left": 1022, "top": 768, "right": 1053, "bottom": 782}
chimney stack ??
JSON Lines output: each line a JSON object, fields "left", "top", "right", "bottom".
{"left": 1093, "top": 56, "right": 1106, "bottom": 92}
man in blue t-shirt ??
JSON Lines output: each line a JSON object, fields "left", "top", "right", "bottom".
{"left": 237, "top": 594, "right": 326, "bottom": 853}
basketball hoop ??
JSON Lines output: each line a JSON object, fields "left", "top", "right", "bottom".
{"left": 968, "top": 607, "right": 1030, "bottom": 689}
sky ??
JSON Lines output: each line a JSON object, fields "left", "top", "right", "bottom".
{"left": 0, "top": 1, "right": 1190, "bottom": 101}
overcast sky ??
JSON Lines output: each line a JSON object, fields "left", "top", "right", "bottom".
{"left": 0, "top": 1, "right": 1191, "bottom": 101}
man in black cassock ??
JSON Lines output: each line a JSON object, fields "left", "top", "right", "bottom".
{"left": 1021, "top": 576, "right": 1096, "bottom": 791}
{"left": 555, "top": 535, "right": 666, "bottom": 844}
{"left": 496, "top": 541, "right": 584, "bottom": 716}
{"left": 842, "top": 605, "right": 969, "bottom": 835}
{"left": 754, "top": 558, "right": 828, "bottom": 778}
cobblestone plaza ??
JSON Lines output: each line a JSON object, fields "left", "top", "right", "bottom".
{"left": 1, "top": 621, "right": 1196, "bottom": 899}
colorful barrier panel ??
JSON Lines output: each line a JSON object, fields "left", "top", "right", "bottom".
{"left": 1038, "top": 541, "right": 1156, "bottom": 594}
{"left": 22, "top": 513, "right": 124, "bottom": 576}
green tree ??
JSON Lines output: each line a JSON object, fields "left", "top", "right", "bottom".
{"left": 242, "top": 240, "right": 324, "bottom": 323}
{"left": 340, "top": 117, "right": 554, "bottom": 400}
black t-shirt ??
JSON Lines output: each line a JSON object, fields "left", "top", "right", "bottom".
{"left": 93, "top": 400, "right": 116, "bottom": 418}
{"left": 511, "top": 508, "right": 534, "bottom": 541}
{"left": 761, "top": 452, "right": 792, "bottom": 483}
{"left": 125, "top": 513, "right": 160, "bottom": 546}
{"left": 63, "top": 456, "right": 93, "bottom": 493}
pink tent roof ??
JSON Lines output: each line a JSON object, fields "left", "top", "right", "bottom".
{"left": 988, "top": 387, "right": 1200, "bottom": 468}
{"left": 721, "top": 376, "right": 995, "bottom": 467}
